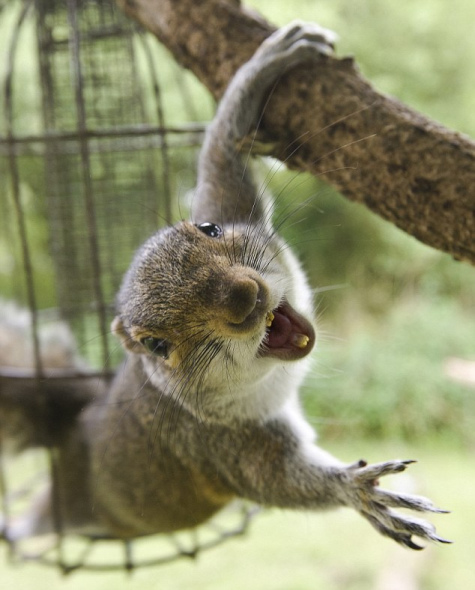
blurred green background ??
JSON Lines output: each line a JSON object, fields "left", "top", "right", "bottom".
{"left": 1, "top": 0, "right": 475, "bottom": 588}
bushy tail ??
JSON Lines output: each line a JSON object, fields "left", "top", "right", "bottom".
{"left": 0, "top": 301, "right": 104, "bottom": 453}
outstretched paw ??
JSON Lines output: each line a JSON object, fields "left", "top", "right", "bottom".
{"left": 344, "top": 459, "right": 451, "bottom": 550}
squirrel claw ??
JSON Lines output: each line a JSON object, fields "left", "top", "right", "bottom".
{"left": 343, "top": 458, "right": 449, "bottom": 550}
{"left": 354, "top": 459, "right": 417, "bottom": 481}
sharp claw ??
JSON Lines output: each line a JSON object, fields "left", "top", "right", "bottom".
{"left": 355, "top": 459, "right": 417, "bottom": 481}
{"left": 402, "top": 536, "right": 425, "bottom": 551}
{"left": 393, "top": 459, "right": 417, "bottom": 472}
{"left": 347, "top": 458, "right": 367, "bottom": 470}
{"left": 348, "top": 457, "right": 449, "bottom": 549}
{"left": 372, "top": 488, "right": 450, "bottom": 514}
{"left": 395, "top": 532, "right": 451, "bottom": 550}
{"left": 365, "top": 514, "right": 426, "bottom": 551}
{"left": 434, "top": 535, "right": 453, "bottom": 544}
{"left": 363, "top": 497, "right": 450, "bottom": 549}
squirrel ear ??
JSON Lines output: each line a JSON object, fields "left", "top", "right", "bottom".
{"left": 111, "top": 316, "right": 143, "bottom": 353}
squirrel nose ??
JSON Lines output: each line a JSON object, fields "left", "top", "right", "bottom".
{"left": 226, "top": 278, "right": 259, "bottom": 324}
{"left": 222, "top": 272, "right": 270, "bottom": 327}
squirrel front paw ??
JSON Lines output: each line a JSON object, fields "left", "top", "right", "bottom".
{"left": 340, "top": 459, "right": 451, "bottom": 550}
{"left": 254, "top": 20, "right": 338, "bottom": 74}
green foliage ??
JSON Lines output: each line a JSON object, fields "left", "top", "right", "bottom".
{"left": 303, "top": 297, "right": 475, "bottom": 444}
{"left": 1, "top": 0, "right": 474, "bottom": 438}
{"left": 268, "top": 168, "right": 475, "bottom": 314}
{"left": 249, "top": 0, "right": 475, "bottom": 136}
{"left": 1, "top": 2, "right": 474, "bottom": 585}
{"left": 0, "top": 1, "right": 43, "bottom": 137}
{"left": 0, "top": 441, "right": 474, "bottom": 589}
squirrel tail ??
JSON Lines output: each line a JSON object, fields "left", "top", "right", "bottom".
{"left": 0, "top": 301, "right": 102, "bottom": 453}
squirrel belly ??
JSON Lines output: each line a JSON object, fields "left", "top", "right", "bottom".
{"left": 85, "top": 355, "right": 317, "bottom": 538}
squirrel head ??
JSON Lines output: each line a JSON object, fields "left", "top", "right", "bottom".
{"left": 112, "top": 220, "right": 316, "bottom": 419}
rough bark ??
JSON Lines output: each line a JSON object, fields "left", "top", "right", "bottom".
{"left": 117, "top": 0, "right": 475, "bottom": 264}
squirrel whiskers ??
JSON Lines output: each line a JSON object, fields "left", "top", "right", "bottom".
{"left": 0, "top": 22, "right": 449, "bottom": 550}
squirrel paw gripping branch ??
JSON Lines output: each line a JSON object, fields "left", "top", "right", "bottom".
{"left": 0, "top": 22, "right": 449, "bottom": 554}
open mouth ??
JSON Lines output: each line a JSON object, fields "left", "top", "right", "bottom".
{"left": 259, "top": 300, "right": 316, "bottom": 361}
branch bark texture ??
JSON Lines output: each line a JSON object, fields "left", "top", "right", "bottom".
{"left": 117, "top": 0, "right": 475, "bottom": 264}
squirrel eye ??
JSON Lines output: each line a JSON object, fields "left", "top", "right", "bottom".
{"left": 141, "top": 337, "right": 169, "bottom": 359}
{"left": 196, "top": 222, "right": 223, "bottom": 238}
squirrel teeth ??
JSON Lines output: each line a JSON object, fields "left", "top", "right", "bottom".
{"left": 265, "top": 311, "right": 275, "bottom": 328}
{"left": 292, "top": 333, "right": 310, "bottom": 349}
{"left": 265, "top": 310, "right": 309, "bottom": 349}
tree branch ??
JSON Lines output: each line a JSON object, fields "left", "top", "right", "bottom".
{"left": 117, "top": 0, "right": 475, "bottom": 264}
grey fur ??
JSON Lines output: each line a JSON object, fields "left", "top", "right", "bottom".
{"left": 0, "top": 23, "right": 448, "bottom": 550}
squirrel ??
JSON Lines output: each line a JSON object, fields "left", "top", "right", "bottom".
{"left": 0, "top": 22, "right": 449, "bottom": 550}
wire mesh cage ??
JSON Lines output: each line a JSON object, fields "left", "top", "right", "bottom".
{"left": 0, "top": 0, "right": 208, "bottom": 371}
{"left": 0, "top": 0, "right": 256, "bottom": 573}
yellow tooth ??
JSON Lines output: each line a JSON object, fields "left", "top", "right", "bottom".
{"left": 293, "top": 334, "right": 310, "bottom": 349}
{"left": 265, "top": 311, "right": 274, "bottom": 327}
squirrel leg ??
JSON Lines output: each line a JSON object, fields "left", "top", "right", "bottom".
{"left": 193, "top": 21, "right": 337, "bottom": 226}
{"left": 207, "top": 419, "right": 450, "bottom": 550}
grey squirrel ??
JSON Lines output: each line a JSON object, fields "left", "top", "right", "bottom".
{"left": 0, "top": 22, "right": 449, "bottom": 549}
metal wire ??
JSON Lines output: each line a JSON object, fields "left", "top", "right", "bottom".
{"left": 0, "top": 0, "right": 204, "bottom": 367}
{"left": 0, "top": 0, "right": 254, "bottom": 574}
{"left": 9, "top": 504, "right": 260, "bottom": 574}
